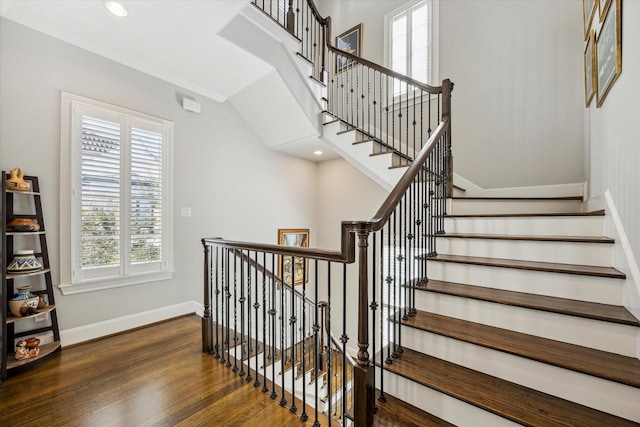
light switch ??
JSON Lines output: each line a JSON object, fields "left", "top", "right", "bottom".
{"left": 180, "top": 207, "right": 192, "bottom": 217}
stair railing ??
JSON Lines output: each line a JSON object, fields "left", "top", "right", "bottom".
{"left": 202, "top": 105, "right": 451, "bottom": 425}
{"left": 205, "top": 1, "right": 453, "bottom": 425}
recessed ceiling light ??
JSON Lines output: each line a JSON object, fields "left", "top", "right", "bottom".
{"left": 103, "top": 0, "right": 128, "bottom": 17}
{"left": 314, "top": 150, "right": 323, "bottom": 156}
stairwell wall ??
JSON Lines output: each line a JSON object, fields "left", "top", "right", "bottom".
{"left": 317, "top": 0, "right": 585, "bottom": 189}
{"left": 0, "top": 18, "right": 319, "bottom": 340}
{"left": 584, "top": 0, "right": 640, "bottom": 324}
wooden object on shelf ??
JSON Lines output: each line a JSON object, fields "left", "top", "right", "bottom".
{"left": 1, "top": 172, "right": 61, "bottom": 380}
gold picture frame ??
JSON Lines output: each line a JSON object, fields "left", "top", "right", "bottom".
{"left": 584, "top": 30, "right": 596, "bottom": 107}
{"left": 595, "top": 0, "right": 621, "bottom": 108}
{"left": 277, "top": 229, "right": 309, "bottom": 286}
{"left": 335, "top": 23, "right": 362, "bottom": 73}
{"left": 583, "top": 0, "right": 598, "bottom": 40}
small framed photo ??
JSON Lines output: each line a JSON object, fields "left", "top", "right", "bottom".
{"left": 595, "top": 0, "right": 621, "bottom": 108}
{"left": 584, "top": 30, "right": 595, "bottom": 107}
{"left": 335, "top": 23, "right": 362, "bottom": 73}
{"left": 583, "top": 0, "right": 598, "bottom": 40}
{"left": 277, "top": 229, "right": 309, "bottom": 286}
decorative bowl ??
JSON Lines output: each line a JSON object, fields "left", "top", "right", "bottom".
{"left": 7, "top": 250, "right": 42, "bottom": 273}
{"left": 9, "top": 296, "right": 39, "bottom": 317}
{"left": 7, "top": 218, "right": 40, "bottom": 232}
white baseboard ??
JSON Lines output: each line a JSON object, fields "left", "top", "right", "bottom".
{"left": 587, "top": 190, "right": 640, "bottom": 359}
{"left": 453, "top": 173, "right": 585, "bottom": 199}
{"left": 60, "top": 301, "right": 203, "bottom": 347}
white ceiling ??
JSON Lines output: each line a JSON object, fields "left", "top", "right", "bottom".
{"left": 0, "top": 0, "right": 273, "bottom": 102}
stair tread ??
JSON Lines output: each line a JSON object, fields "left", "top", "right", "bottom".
{"left": 381, "top": 347, "right": 640, "bottom": 427}
{"left": 439, "top": 233, "right": 615, "bottom": 244}
{"left": 428, "top": 254, "right": 626, "bottom": 279}
{"left": 374, "top": 390, "right": 455, "bottom": 427}
{"left": 398, "top": 310, "right": 640, "bottom": 388}
{"left": 446, "top": 209, "right": 605, "bottom": 218}
{"left": 450, "top": 196, "right": 583, "bottom": 201}
{"left": 416, "top": 279, "right": 640, "bottom": 326}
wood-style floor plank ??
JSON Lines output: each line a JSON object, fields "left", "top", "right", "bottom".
{"left": 380, "top": 347, "right": 640, "bottom": 427}
{"left": 428, "top": 254, "right": 626, "bottom": 278}
{"left": 415, "top": 279, "right": 640, "bottom": 326}
{"left": 398, "top": 310, "right": 640, "bottom": 388}
{"left": 0, "top": 315, "right": 327, "bottom": 427}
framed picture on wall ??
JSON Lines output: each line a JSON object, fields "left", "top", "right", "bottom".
{"left": 584, "top": 30, "right": 596, "bottom": 107}
{"left": 335, "top": 23, "right": 362, "bottom": 72}
{"left": 595, "top": 0, "right": 621, "bottom": 108}
{"left": 277, "top": 229, "right": 309, "bottom": 286}
{"left": 583, "top": 0, "right": 597, "bottom": 40}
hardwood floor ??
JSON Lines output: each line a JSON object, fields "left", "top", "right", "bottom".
{"left": 0, "top": 315, "right": 326, "bottom": 426}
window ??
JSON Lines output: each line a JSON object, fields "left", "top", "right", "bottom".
{"left": 60, "top": 93, "right": 174, "bottom": 294}
{"left": 386, "top": 0, "right": 438, "bottom": 92}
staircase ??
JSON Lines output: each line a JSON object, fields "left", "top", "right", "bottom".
{"left": 203, "top": 2, "right": 640, "bottom": 426}
{"left": 378, "top": 197, "right": 640, "bottom": 426}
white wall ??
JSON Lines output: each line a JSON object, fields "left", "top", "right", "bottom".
{"left": 585, "top": 0, "right": 640, "bottom": 317}
{"left": 318, "top": 0, "right": 585, "bottom": 190}
{"left": 0, "top": 18, "right": 318, "bottom": 334}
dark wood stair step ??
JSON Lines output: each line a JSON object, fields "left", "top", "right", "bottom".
{"left": 380, "top": 347, "right": 640, "bottom": 427}
{"left": 450, "top": 196, "right": 583, "bottom": 201}
{"left": 427, "top": 254, "right": 626, "bottom": 279}
{"left": 438, "top": 233, "right": 615, "bottom": 244}
{"left": 397, "top": 310, "right": 640, "bottom": 388}
{"left": 445, "top": 209, "right": 605, "bottom": 218}
{"left": 374, "top": 390, "right": 455, "bottom": 427}
{"left": 415, "top": 279, "right": 640, "bottom": 326}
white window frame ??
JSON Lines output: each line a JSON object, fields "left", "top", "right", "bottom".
{"left": 59, "top": 92, "right": 174, "bottom": 295}
{"left": 384, "top": 0, "right": 439, "bottom": 90}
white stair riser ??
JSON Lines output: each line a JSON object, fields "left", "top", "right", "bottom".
{"left": 412, "top": 290, "right": 638, "bottom": 357}
{"left": 377, "top": 370, "right": 520, "bottom": 427}
{"left": 399, "top": 326, "right": 640, "bottom": 423}
{"left": 322, "top": 121, "right": 405, "bottom": 189}
{"left": 436, "top": 237, "right": 613, "bottom": 267}
{"left": 427, "top": 262, "right": 623, "bottom": 305}
{"left": 445, "top": 216, "right": 605, "bottom": 236}
{"left": 448, "top": 199, "right": 583, "bottom": 215}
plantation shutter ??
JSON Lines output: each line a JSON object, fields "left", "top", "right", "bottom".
{"left": 80, "top": 115, "right": 121, "bottom": 268}
{"left": 130, "top": 126, "right": 163, "bottom": 265}
{"left": 63, "top": 93, "right": 173, "bottom": 292}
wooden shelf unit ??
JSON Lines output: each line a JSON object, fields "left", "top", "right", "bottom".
{"left": 1, "top": 172, "right": 61, "bottom": 380}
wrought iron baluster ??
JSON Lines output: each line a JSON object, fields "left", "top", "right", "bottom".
{"left": 313, "top": 260, "right": 320, "bottom": 427}
{"left": 290, "top": 256, "right": 297, "bottom": 413}
{"left": 270, "top": 253, "right": 278, "bottom": 400}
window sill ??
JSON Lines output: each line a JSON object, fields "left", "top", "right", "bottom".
{"left": 58, "top": 271, "right": 174, "bottom": 295}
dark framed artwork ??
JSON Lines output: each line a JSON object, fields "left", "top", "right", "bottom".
{"left": 595, "top": 0, "right": 622, "bottom": 108}
{"left": 583, "top": 0, "right": 597, "bottom": 40}
{"left": 584, "top": 30, "right": 596, "bottom": 107}
{"left": 335, "top": 23, "right": 362, "bottom": 72}
{"left": 277, "top": 229, "right": 309, "bottom": 286}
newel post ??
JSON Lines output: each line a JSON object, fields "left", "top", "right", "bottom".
{"left": 202, "top": 240, "right": 213, "bottom": 353}
{"left": 442, "top": 79, "right": 454, "bottom": 198}
{"left": 286, "top": 0, "right": 295, "bottom": 34}
{"left": 354, "top": 229, "right": 375, "bottom": 427}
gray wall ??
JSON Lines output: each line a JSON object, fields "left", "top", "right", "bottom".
{"left": 319, "top": 0, "right": 585, "bottom": 189}
{"left": 0, "top": 18, "right": 319, "bottom": 331}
